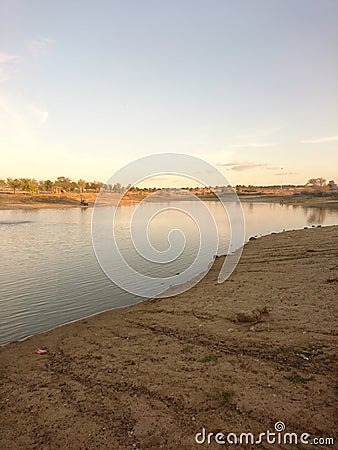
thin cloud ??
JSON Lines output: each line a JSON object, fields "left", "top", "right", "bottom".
{"left": 27, "top": 37, "right": 56, "bottom": 55}
{"left": 218, "top": 161, "right": 278, "bottom": 172}
{"left": 0, "top": 52, "right": 22, "bottom": 64}
{"left": 236, "top": 133, "right": 258, "bottom": 139}
{"left": 236, "top": 126, "right": 284, "bottom": 140}
{"left": 228, "top": 143, "right": 278, "bottom": 149}
{"left": 275, "top": 171, "right": 298, "bottom": 176}
{"left": 25, "top": 103, "right": 48, "bottom": 125}
{"left": 0, "top": 93, "right": 49, "bottom": 129}
{"left": 0, "top": 36, "right": 55, "bottom": 82}
{"left": 0, "top": 51, "right": 23, "bottom": 82}
{"left": 301, "top": 135, "right": 338, "bottom": 144}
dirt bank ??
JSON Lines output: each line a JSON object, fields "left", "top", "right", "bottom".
{"left": 0, "top": 226, "right": 337, "bottom": 449}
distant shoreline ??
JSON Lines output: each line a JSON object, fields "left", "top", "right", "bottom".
{"left": 0, "top": 191, "right": 337, "bottom": 210}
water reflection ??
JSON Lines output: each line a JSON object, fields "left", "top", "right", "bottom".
{"left": 0, "top": 201, "right": 337, "bottom": 343}
{"left": 303, "top": 206, "right": 327, "bottom": 225}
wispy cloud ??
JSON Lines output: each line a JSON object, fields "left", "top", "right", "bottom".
{"left": 0, "top": 37, "right": 54, "bottom": 126}
{"left": 228, "top": 143, "right": 278, "bottom": 149}
{"left": 27, "top": 37, "right": 56, "bottom": 55}
{"left": 0, "top": 51, "right": 23, "bottom": 82}
{"left": 275, "top": 171, "right": 298, "bottom": 176}
{"left": 0, "top": 92, "right": 49, "bottom": 130}
{"left": 301, "top": 135, "right": 338, "bottom": 144}
{"left": 0, "top": 36, "right": 55, "bottom": 82}
{"left": 0, "top": 52, "right": 22, "bottom": 64}
{"left": 218, "top": 161, "right": 278, "bottom": 172}
{"left": 25, "top": 103, "right": 48, "bottom": 125}
{"left": 236, "top": 126, "right": 284, "bottom": 140}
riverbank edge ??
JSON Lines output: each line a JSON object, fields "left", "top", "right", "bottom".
{"left": 1, "top": 192, "right": 337, "bottom": 210}
{"left": 0, "top": 223, "right": 329, "bottom": 347}
{"left": 0, "top": 225, "right": 337, "bottom": 449}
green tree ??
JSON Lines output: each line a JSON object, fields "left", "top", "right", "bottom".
{"left": 89, "top": 181, "right": 104, "bottom": 192}
{"left": 77, "top": 179, "right": 86, "bottom": 193}
{"left": 39, "top": 179, "right": 53, "bottom": 191}
{"left": 20, "top": 178, "right": 39, "bottom": 193}
{"left": 27, "top": 179, "right": 39, "bottom": 193}
{"left": 7, "top": 177, "right": 22, "bottom": 194}
{"left": 55, "top": 176, "right": 72, "bottom": 191}
{"left": 20, "top": 178, "right": 30, "bottom": 192}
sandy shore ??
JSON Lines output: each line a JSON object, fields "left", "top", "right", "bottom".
{"left": 0, "top": 226, "right": 337, "bottom": 449}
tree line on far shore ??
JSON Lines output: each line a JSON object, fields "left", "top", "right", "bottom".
{"left": 0, "top": 177, "right": 108, "bottom": 194}
{"left": 0, "top": 176, "right": 336, "bottom": 195}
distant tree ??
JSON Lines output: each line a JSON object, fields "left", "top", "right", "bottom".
{"left": 91, "top": 181, "right": 104, "bottom": 192}
{"left": 306, "top": 177, "right": 326, "bottom": 188}
{"left": 7, "top": 177, "right": 22, "bottom": 194}
{"left": 55, "top": 176, "right": 72, "bottom": 191}
{"left": 20, "top": 178, "right": 30, "bottom": 192}
{"left": 27, "top": 179, "right": 39, "bottom": 193}
{"left": 0, "top": 179, "right": 6, "bottom": 189}
{"left": 20, "top": 178, "right": 39, "bottom": 193}
{"left": 112, "top": 182, "right": 122, "bottom": 193}
{"left": 77, "top": 179, "right": 86, "bottom": 193}
{"left": 69, "top": 181, "right": 78, "bottom": 192}
{"left": 42, "top": 179, "right": 53, "bottom": 191}
{"left": 328, "top": 180, "right": 337, "bottom": 190}
{"left": 306, "top": 177, "right": 328, "bottom": 194}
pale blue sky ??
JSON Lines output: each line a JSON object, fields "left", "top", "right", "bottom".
{"left": 0, "top": 0, "right": 337, "bottom": 185}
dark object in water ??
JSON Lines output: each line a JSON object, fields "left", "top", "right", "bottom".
{"left": 80, "top": 198, "right": 89, "bottom": 207}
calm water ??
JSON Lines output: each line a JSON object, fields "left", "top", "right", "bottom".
{"left": 0, "top": 201, "right": 337, "bottom": 344}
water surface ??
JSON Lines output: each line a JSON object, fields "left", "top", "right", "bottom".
{"left": 0, "top": 201, "right": 337, "bottom": 343}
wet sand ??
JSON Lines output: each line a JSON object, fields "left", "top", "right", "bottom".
{"left": 0, "top": 226, "right": 337, "bottom": 449}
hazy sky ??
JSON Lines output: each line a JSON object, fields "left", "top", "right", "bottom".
{"left": 0, "top": 0, "right": 337, "bottom": 186}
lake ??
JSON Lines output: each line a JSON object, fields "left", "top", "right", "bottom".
{"left": 1, "top": 201, "right": 337, "bottom": 344}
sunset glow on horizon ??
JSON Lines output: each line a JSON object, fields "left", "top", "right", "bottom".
{"left": 1, "top": 1, "right": 337, "bottom": 186}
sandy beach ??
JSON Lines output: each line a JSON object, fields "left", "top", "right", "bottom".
{"left": 0, "top": 226, "right": 337, "bottom": 449}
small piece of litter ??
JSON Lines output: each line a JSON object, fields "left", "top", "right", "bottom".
{"left": 35, "top": 348, "right": 48, "bottom": 355}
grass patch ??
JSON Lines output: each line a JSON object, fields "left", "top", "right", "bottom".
{"left": 327, "top": 277, "right": 337, "bottom": 283}
{"left": 181, "top": 345, "right": 193, "bottom": 354}
{"left": 284, "top": 371, "right": 315, "bottom": 384}
{"left": 219, "top": 389, "right": 235, "bottom": 404}
{"left": 199, "top": 354, "right": 219, "bottom": 363}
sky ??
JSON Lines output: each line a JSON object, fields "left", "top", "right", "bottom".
{"left": 0, "top": 0, "right": 337, "bottom": 186}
